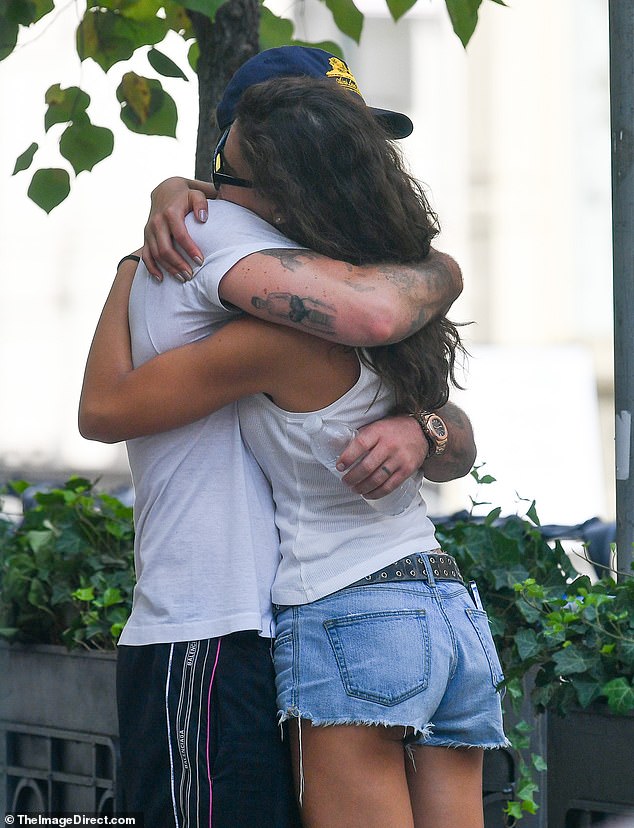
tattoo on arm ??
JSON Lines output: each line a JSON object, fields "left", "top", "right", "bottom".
{"left": 253, "top": 248, "right": 347, "bottom": 333}
{"left": 251, "top": 293, "right": 337, "bottom": 333}
{"left": 259, "top": 248, "right": 337, "bottom": 273}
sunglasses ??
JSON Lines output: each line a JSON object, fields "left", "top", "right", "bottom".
{"left": 212, "top": 127, "right": 253, "bottom": 190}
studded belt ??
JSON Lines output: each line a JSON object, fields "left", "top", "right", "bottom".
{"left": 349, "top": 551, "right": 463, "bottom": 587}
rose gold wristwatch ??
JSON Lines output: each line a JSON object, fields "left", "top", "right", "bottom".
{"left": 410, "top": 411, "right": 448, "bottom": 456}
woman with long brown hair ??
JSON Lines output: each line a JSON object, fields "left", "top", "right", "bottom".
{"left": 81, "top": 75, "right": 507, "bottom": 828}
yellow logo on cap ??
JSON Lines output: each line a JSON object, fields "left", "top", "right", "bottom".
{"left": 325, "top": 57, "right": 363, "bottom": 98}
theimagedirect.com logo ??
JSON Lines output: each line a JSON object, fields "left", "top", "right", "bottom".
{"left": 4, "top": 815, "right": 143, "bottom": 826}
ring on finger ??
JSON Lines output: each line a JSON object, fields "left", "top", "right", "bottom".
{"left": 381, "top": 465, "right": 392, "bottom": 476}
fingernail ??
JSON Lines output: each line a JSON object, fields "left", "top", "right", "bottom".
{"left": 180, "top": 271, "right": 192, "bottom": 282}
{"left": 193, "top": 256, "right": 203, "bottom": 267}
{"left": 174, "top": 273, "right": 185, "bottom": 283}
{"left": 198, "top": 209, "right": 208, "bottom": 222}
{"left": 336, "top": 463, "right": 345, "bottom": 472}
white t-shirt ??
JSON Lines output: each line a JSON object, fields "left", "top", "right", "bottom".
{"left": 238, "top": 358, "right": 439, "bottom": 606}
{"left": 119, "top": 200, "right": 302, "bottom": 645}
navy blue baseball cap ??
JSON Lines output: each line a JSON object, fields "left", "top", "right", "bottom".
{"left": 216, "top": 46, "right": 414, "bottom": 139}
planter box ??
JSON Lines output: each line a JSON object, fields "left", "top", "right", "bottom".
{"left": 0, "top": 642, "right": 118, "bottom": 816}
{"left": 547, "top": 707, "right": 634, "bottom": 826}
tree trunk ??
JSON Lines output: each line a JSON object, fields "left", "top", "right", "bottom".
{"left": 189, "top": 0, "right": 260, "bottom": 181}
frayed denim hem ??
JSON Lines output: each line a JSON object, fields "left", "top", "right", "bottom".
{"left": 415, "top": 736, "right": 512, "bottom": 750}
{"left": 278, "top": 706, "right": 433, "bottom": 738}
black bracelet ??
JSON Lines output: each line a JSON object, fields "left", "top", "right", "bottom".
{"left": 117, "top": 254, "right": 141, "bottom": 270}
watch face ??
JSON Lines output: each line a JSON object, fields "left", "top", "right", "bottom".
{"left": 428, "top": 415, "right": 447, "bottom": 438}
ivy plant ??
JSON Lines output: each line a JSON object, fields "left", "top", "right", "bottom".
{"left": 0, "top": 476, "right": 135, "bottom": 650}
{"left": 435, "top": 466, "right": 634, "bottom": 821}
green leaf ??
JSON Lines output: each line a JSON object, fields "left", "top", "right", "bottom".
{"left": 180, "top": 0, "right": 227, "bottom": 17}
{"left": 77, "top": 8, "right": 168, "bottom": 71}
{"left": 26, "top": 529, "right": 53, "bottom": 553}
{"left": 13, "top": 142, "right": 38, "bottom": 174}
{"left": 164, "top": 0, "right": 194, "bottom": 38}
{"left": 321, "top": 0, "right": 363, "bottom": 43}
{"left": 620, "top": 640, "right": 634, "bottom": 666}
{"left": 445, "top": 0, "right": 481, "bottom": 48}
{"left": 98, "top": 0, "right": 164, "bottom": 22}
{"left": 384, "top": 0, "right": 416, "bottom": 21}
{"left": 0, "top": 18, "right": 19, "bottom": 61}
{"left": 514, "top": 627, "right": 541, "bottom": 661}
{"left": 28, "top": 0, "right": 55, "bottom": 23}
{"left": 59, "top": 120, "right": 114, "bottom": 174}
{"left": 44, "top": 84, "right": 90, "bottom": 131}
{"left": 258, "top": 6, "right": 345, "bottom": 57}
{"left": 525, "top": 500, "right": 541, "bottom": 526}
{"left": 73, "top": 587, "right": 95, "bottom": 602}
{"left": 516, "top": 778, "right": 538, "bottom": 801}
{"left": 148, "top": 47, "right": 189, "bottom": 80}
{"left": 532, "top": 753, "right": 547, "bottom": 771}
{"left": 552, "top": 646, "right": 594, "bottom": 676}
{"left": 3, "top": 0, "right": 53, "bottom": 31}
{"left": 505, "top": 800, "right": 523, "bottom": 820}
{"left": 101, "top": 587, "right": 123, "bottom": 607}
{"left": 6, "top": 480, "right": 30, "bottom": 495}
{"left": 33, "top": 0, "right": 55, "bottom": 20}
{"left": 259, "top": 5, "right": 294, "bottom": 48}
{"left": 117, "top": 73, "right": 178, "bottom": 136}
{"left": 27, "top": 579, "right": 47, "bottom": 608}
{"left": 27, "top": 168, "right": 71, "bottom": 212}
{"left": 187, "top": 40, "right": 199, "bottom": 73}
{"left": 602, "top": 677, "right": 634, "bottom": 714}
{"left": 5, "top": 0, "right": 30, "bottom": 25}
{"left": 571, "top": 677, "right": 601, "bottom": 709}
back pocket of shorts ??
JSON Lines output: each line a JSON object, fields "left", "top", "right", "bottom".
{"left": 324, "top": 610, "right": 430, "bottom": 706}
{"left": 465, "top": 608, "right": 505, "bottom": 688}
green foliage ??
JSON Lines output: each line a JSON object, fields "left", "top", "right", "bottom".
{"left": 322, "top": 0, "right": 364, "bottom": 43}
{"left": 384, "top": 0, "right": 417, "bottom": 22}
{"left": 435, "top": 466, "right": 634, "bottom": 819}
{"left": 5, "top": 0, "right": 506, "bottom": 210}
{"left": 0, "top": 477, "right": 135, "bottom": 650}
{"left": 148, "top": 47, "right": 190, "bottom": 80}
{"left": 77, "top": 3, "right": 169, "bottom": 71}
{"left": 445, "top": 0, "right": 506, "bottom": 48}
{"left": 117, "top": 72, "right": 178, "bottom": 135}
{"left": 27, "top": 168, "right": 70, "bottom": 212}
{"left": 13, "top": 142, "right": 38, "bottom": 174}
{"left": 515, "top": 575, "right": 634, "bottom": 716}
{"left": 259, "top": 5, "right": 344, "bottom": 56}
{"left": 60, "top": 119, "right": 115, "bottom": 174}
{"left": 44, "top": 85, "right": 90, "bottom": 131}
{"left": 180, "top": 0, "right": 227, "bottom": 17}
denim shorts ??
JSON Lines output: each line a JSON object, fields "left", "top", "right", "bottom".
{"left": 273, "top": 560, "right": 509, "bottom": 750}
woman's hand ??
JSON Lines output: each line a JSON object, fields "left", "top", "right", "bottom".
{"left": 142, "top": 177, "right": 215, "bottom": 281}
{"left": 336, "top": 401, "right": 477, "bottom": 496}
{"left": 336, "top": 416, "right": 427, "bottom": 498}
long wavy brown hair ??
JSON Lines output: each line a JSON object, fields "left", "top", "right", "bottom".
{"left": 235, "top": 76, "right": 464, "bottom": 413}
